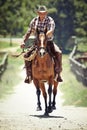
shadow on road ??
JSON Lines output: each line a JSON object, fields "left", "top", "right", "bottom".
{"left": 30, "top": 114, "right": 66, "bottom": 119}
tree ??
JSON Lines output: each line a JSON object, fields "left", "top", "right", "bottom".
{"left": 0, "top": 0, "right": 87, "bottom": 50}
{"left": 74, "top": 0, "right": 87, "bottom": 37}
{"left": 48, "top": 0, "right": 75, "bottom": 51}
{"left": 0, "top": 0, "right": 48, "bottom": 37}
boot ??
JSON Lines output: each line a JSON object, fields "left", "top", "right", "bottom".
{"left": 24, "top": 76, "right": 32, "bottom": 84}
{"left": 54, "top": 73, "right": 63, "bottom": 82}
{"left": 24, "top": 60, "right": 32, "bottom": 84}
{"left": 47, "top": 41, "right": 63, "bottom": 82}
{"left": 54, "top": 52, "right": 63, "bottom": 82}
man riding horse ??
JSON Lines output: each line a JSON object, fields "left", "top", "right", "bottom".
{"left": 21, "top": 5, "right": 63, "bottom": 83}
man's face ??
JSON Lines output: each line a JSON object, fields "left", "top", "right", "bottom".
{"left": 37, "top": 12, "right": 47, "bottom": 20}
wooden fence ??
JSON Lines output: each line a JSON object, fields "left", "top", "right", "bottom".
{"left": 69, "top": 45, "right": 87, "bottom": 86}
{"left": 0, "top": 52, "right": 8, "bottom": 79}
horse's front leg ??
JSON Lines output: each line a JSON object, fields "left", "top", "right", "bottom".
{"left": 33, "top": 79, "right": 42, "bottom": 111}
{"left": 48, "top": 84, "right": 53, "bottom": 113}
{"left": 36, "top": 87, "right": 42, "bottom": 111}
{"left": 44, "top": 93, "right": 48, "bottom": 115}
{"left": 40, "top": 83, "right": 48, "bottom": 116}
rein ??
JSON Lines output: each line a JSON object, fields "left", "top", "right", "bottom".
{"left": 36, "top": 31, "right": 48, "bottom": 57}
{"left": 38, "top": 46, "right": 47, "bottom": 52}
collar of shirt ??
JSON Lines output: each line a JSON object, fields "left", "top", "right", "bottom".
{"left": 38, "top": 16, "right": 47, "bottom": 22}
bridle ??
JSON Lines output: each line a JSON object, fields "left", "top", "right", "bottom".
{"left": 37, "top": 31, "right": 47, "bottom": 57}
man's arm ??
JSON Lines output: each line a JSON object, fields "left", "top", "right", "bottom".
{"left": 23, "top": 28, "right": 32, "bottom": 43}
{"left": 46, "top": 30, "right": 53, "bottom": 38}
{"left": 20, "top": 28, "right": 32, "bottom": 48}
{"left": 46, "top": 17, "right": 55, "bottom": 38}
{"left": 21, "top": 18, "right": 36, "bottom": 48}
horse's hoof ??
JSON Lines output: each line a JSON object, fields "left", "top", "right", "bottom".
{"left": 52, "top": 106, "right": 56, "bottom": 110}
{"left": 48, "top": 106, "right": 53, "bottom": 113}
{"left": 36, "top": 106, "right": 42, "bottom": 111}
{"left": 44, "top": 112, "right": 49, "bottom": 116}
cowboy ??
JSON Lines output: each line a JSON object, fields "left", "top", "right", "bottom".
{"left": 21, "top": 5, "right": 63, "bottom": 83}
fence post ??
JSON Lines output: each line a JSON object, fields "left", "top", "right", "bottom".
{"left": 0, "top": 52, "right": 8, "bottom": 79}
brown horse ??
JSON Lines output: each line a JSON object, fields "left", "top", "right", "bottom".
{"left": 32, "top": 31, "right": 59, "bottom": 115}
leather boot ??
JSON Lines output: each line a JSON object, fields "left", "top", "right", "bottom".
{"left": 24, "top": 60, "right": 32, "bottom": 84}
{"left": 46, "top": 41, "right": 63, "bottom": 82}
{"left": 24, "top": 76, "right": 32, "bottom": 84}
{"left": 54, "top": 52, "right": 63, "bottom": 82}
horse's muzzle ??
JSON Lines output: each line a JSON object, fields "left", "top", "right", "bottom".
{"left": 38, "top": 47, "right": 47, "bottom": 57}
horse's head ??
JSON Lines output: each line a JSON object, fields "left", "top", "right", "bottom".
{"left": 36, "top": 30, "right": 47, "bottom": 57}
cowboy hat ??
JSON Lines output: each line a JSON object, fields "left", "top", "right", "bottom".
{"left": 37, "top": 5, "right": 47, "bottom": 13}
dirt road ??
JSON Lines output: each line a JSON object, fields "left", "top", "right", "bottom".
{"left": 0, "top": 69, "right": 87, "bottom": 130}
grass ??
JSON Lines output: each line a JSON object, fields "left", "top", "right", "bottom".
{"left": 78, "top": 43, "right": 87, "bottom": 52}
{"left": 0, "top": 40, "right": 23, "bottom": 99}
{"left": 0, "top": 41, "right": 18, "bottom": 49}
{"left": 0, "top": 56, "right": 23, "bottom": 99}
{"left": 0, "top": 54, "right": 23, "bottom": 98}
{"left": 0, "top": 54, "right": 3, "bottom": 62}
{"left": 60, "top": 55, "right": 87, "bottom": 107}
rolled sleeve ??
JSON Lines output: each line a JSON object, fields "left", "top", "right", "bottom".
{"left": 47, "top": 17, "right": 55, "bottom": 31}
{"left": 23, "top": 18, "right": 36, "bottom": 42}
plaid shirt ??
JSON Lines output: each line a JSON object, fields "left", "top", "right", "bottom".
{"left": 23, "top": 16, "right": 55, "bottom": 42}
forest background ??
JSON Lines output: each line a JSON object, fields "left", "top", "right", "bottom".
{"left": 0, "top": 0, "right": 87, "bottom": 52}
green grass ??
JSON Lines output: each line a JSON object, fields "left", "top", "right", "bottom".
{"left": 0, "top": 40, "right": 18, "bottom": 49}
{"left": 60, "top": 55, "right": 87, "bottom": 107}
{"left": 77, "top": 42, "right": 87, "bottom": 52}
{"left": 0, "top": 56, "right": 23, "bottom": 99}
{"left": 0, "top": 54, "right": 3, "bottom": 62}
{"left": 0, "top": 40, "right": 23, "bottom": 99}
{"left": 77, "top": 37, "right": 87, "bottom": 52}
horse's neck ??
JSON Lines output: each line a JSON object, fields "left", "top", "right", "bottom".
{"left": 32, "top": 51, "right": 54, "bottom": 78}
{"left": 36, "top": 53, "right": 53, "bottom": 66}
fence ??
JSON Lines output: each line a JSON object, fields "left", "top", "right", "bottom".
{"left": 0, "top": 52, "right": 8, "bottom": 79}
{"left": 69, "top": 45, "right": 87, "bottom": 86}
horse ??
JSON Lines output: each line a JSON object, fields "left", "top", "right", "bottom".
{"left": 32, "top": 31, "right": 59, "bottom": 115}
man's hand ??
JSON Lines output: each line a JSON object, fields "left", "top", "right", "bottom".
{"left": 46, "top": 30, "right": 53, "bottom": 38}
{"left": 20, "top": 42, "right": 25, "bottom": 48}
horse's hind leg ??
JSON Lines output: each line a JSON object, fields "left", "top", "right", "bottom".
{"left": 52, "top": 81, "right": 58, "bottom": 109}
{"left": 36, "top": 87, "right": 42, "bottom": 111}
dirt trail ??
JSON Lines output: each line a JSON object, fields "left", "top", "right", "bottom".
{"left": 0, "top": 68, "right": 87, "bottom": 130}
